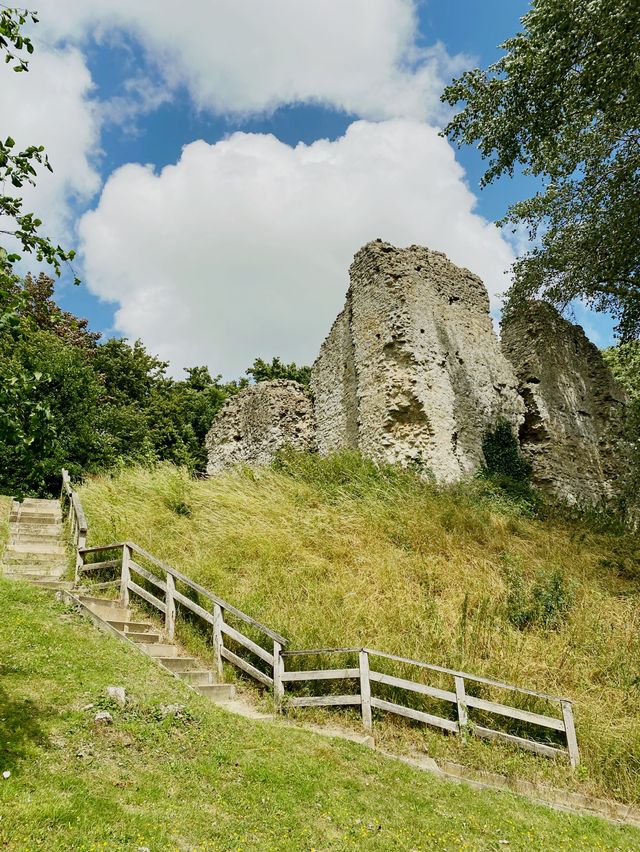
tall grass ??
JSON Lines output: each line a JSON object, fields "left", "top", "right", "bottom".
{"left": 78, "top": 452, "right": 640, "bottom": 803}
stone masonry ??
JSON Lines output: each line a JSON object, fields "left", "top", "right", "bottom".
{"left": 501, "top": 301, "right": 626, "bottom": 505}
{"left": 311, "top": 240, "right": 524, "bottom": 481}
{"left": 205, "top": 380, "right": 315, "bottom": 474}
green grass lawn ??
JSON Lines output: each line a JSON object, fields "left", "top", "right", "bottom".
{"left": 1, "top": 579, "right": 639, "bottom": 851}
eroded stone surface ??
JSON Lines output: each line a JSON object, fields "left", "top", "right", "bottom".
{"left": 311, "top": 240, "right": 524, "bottom": 480}
{"left": 206, "top": 380, "right": 314, "bottom": 474}
{"left": 501, "top": 301, "right": 626, "bottom": 505}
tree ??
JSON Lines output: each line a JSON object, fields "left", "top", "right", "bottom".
{"left": 602, "top": 341, "right": 640, "bottom": 507}
{"left": 246, "top": 356, "right": 311, "bottom": 387}
{"left": 0, "top": 7, "right": 77, "bottom": 280}
{"left": 442, "top": 0, "right": 640, "bottom": 340}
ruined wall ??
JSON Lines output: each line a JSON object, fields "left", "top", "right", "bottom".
{"left": 312, "top": 240, "right": 524, "bottom": 480}
{"left": 501, "top": 301, "right": 626, "bottom": 505}
{"left": 206, "top": 380, "right": 315, "bottom": 474}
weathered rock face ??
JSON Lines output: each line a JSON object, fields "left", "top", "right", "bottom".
{"left": 311, "top": 240, "right": 524, "bottom": 480}
{"left": 501, "top": 301, "right": 626, "bottom": 505}
{"left": 206, "top": 380, "right": 315, "bottom": 474}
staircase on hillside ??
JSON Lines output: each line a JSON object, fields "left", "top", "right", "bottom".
{"left": 73, "top": 594, "right": 235, "bottom": 703}
{"left": 1, "top": 498, "right": 71, "bottom": 589}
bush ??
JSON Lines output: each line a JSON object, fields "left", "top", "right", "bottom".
{"left": 505, "top": 566, "right": 574, "bottom": 631}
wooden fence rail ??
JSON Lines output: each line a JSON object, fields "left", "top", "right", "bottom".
{"left": 62, "top": 469, "right": 579, "bottom": 768}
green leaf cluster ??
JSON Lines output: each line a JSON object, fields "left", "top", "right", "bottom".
{"left": 442, "top": 0, "right": 640, "bottom": 339}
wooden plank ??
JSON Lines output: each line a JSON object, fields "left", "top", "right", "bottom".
{"left": 127, "top": 580, "right": 166, "bottom": 614}
{"left": 369, "top": 670, "right": 456, "bottom": 703}
{"left": 79, "top": 542, "right": 128, "bottom": 555}
{"left": 280, "top": 647, "right": 359, "bottom": 657}
{"left": 165, "top": 572, "right": 176, "bottom": 641}
{"left": 364, "top": 648, "right": 568, "bottom": 703}
{"left": 220, "top": 621, "right": 274, "bottom": 665}
{"left": 370, "top": 697, "right": 459, "bottom": 733}
{"left": 273, "top": 640, "right": 284, "bottom": 709}
{"left": 213, "top": 604, "right": 224, "bottom": 680}
{"left": 127, "top": 541, "right": 287, "bottom": 645}
{"left": 172, "top": 589, "right": 215, "bottom": 626}
{"left": 120, "top": 544, "right": 130, "bottom": 608}
{"left": 221, "top": 647, "right": 273, "bottom": 688}
{"left": 465, "top": 696, "right": 565, "bottom": 731}
{"left": 473, "top": 726, "right": 567, "bottom": 759}
{"left": 455, "top": 675, "right": 468, "bottom": 731}
{"left": 70, "top": 492, "right": 88, "bottom": 533}
{"left": 128, "top": 559, "right": 166, "bottom": 591}
{"left": 281, "top": 668, "right": 360, "bottom": 682}
{"left": 359, "top": 650, "right": 372, "bottom": 732}
{"left": 561, "top": 701, "right": 580, "bottom": 768}
{"left": 288, "top": 695, "right": 361, "bottom": 708}
{"left": 79, "top": 559, "right": 121, "bottom": 573}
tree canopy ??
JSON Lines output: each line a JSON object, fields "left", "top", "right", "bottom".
{"left": 442, "top": 0, "right": 640, "bottom": 340}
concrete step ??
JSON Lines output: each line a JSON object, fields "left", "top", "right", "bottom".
{"left": 128, "top": 631, "right": 162, "bottom": 644}
{"left": 9, "top": 535, "right": 63, "bottom": 546}
{"left": 5, "top": 542, "right": 66, "bottom": 556}
{"left": 107, "top": 620, "right": 155, "bottom": 633}
{"left": 0, "top": 562, "right": 67, "bottom": 577}
{"left": 140, "top": 643, "right": 180, "bottom": 657}
{"left": 157, "top": 656, "right": 200, "bottom": 672}
{"left": 196, "top": 683, "right": 236, "bottom": 701}
{"left": 10, "top": 521, "right": 64, "bottom": 535}
{"left": 20, "top": 498, "right": 60, "bottom": 507}
{"left": 2, "top": 553, "right": 67, "bottom": 566}
{"left": 9, "top": 512, "right": 62, "bottom": 524}
{"left": 177, "top": 670, "right": 213, "bottom": 686}
{"left": 78, "top": 596, "right": 132, "bottom": 621}
{"left": 30, "top": 578, "right": 74, "bottom": 590}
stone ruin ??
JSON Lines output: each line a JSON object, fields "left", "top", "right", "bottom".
{"left": 501, "top": 301, "right": 626, "bottom": 505}
{"left": 205, "top": 379, "right": 314, "bottom": 475}
{"left": 206, "top": 240, "right": 626, "bottom": 506}
{"left": 311, "top": 241, "right": 524, "bottom": 481}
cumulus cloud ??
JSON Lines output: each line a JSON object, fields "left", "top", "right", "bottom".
{"left": 79, "top": 120, "right": 515, "bottom": 377}
{"left": 0, "top": 46, "right": 100, "bottom": 248}
{"left": 34, "top": 0, "right": 465, "bottom": 122}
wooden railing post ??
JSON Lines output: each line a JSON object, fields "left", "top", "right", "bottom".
{"left": 213, "top": 604, "right": 224, "bottom": 680}
{"left": 561, "top": 700, "right": 580, "bottom": 768}
{"left": 74, "top": 530, "right": 86, "bottom": 586}
{"left": 165, "top": 572, "right": 176, "bottom": 641}
{"left": 273, "top": 641, "right": 285, "bottom": 710}
{"left": 454, "top": 675, "right": 468, "bottom": 734}
{"left": 359, "top": 649, "right": 372, "bottom": 732}
{"left": 120, "top": 544, "right": 131, "bottom": 608}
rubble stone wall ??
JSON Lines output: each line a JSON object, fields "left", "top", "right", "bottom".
{"left": 501, "top": 301, "right": 626, "bottom": 505}
{"left": 311, "top": 240, "right": 524, "bottom": 481}
{"left": 205, "top": 380, "right": 315, "bottom": 474}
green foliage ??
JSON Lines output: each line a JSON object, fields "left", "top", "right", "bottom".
{"left": 442, "top": 0, "right": 640, "bottom": 339}
{"left": 602, "top": 341, "right": 640, "bottom": 514}
{"left": 505, "top": 565, "right": 575, "bottom": 631}
{"left": 480, "top": 420, "right": 538, "bottom": 511}
{"left": 246, "top": 356, "right": 311, "bottom": 387}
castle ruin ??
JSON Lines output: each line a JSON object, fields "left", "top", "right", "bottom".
{"left": 206, "top": 240, "right": 626, "bottom": 506}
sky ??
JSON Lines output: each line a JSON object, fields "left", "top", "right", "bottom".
{"left": 1, "top": 0, "right": 615, "bottom": 378}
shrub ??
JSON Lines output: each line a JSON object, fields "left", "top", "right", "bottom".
{"left": 505, "top": 566, "right": 574, "bottom": 630}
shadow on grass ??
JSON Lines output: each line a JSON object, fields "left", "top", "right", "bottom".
{"left": 0, "top": 684, "right": 50, "bottom": 770}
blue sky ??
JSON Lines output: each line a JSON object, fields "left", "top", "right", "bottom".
{"left": 3, "top": 0, "right": 615, "bottom": 376}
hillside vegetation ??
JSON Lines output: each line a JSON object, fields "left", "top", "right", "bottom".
{"left": 77, "top": 453, "right": 640, "bottom": 804}
{"left": 5, "top": 579, "right": 639, "bottom": 850}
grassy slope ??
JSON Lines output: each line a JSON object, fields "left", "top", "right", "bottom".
{"left": 0, "top": 494, "right": 11, "bottom": 550}
{"left": 77, "top": 456, "right": 640, "bottom": 804}
{"left": 1, "top": 579, "right": 639, "bottom": 851}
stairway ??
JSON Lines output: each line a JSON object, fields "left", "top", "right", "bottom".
{"left": 1, "top": 498, "right": 71, "bottom": 589}
{"left": 76, "top": 594, "right": 235, "bottom": 703}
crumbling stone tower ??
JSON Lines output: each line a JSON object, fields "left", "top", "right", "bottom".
{"left": 501, "top": 301, "right": 626, "bottom": 505}
{"left": 311, "top": 240, "right": 524, "bottom": 480}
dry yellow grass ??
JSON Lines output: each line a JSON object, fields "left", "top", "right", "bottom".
{"left": 78, "top": 453, "right": 640, "bottom": 803}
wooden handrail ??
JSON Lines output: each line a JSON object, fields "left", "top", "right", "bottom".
{"left": 64, "top": 468, "right": 579, "bottom": 767}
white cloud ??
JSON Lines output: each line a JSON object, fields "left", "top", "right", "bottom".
{"left": 79, "top": 120, "right": 515, "bottom": 377}
{"left": 0, "top": 46, "right": 101, "bottom": 250}
{"left": 34, "top": 0, "right": 465, "bottom": 122}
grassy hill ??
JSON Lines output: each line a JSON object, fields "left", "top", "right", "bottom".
{"left": 76, "top": 454, "right": 640, "bottom": 805}
{"left": 2, "top": 578, "right": 640, "bottom": 850}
